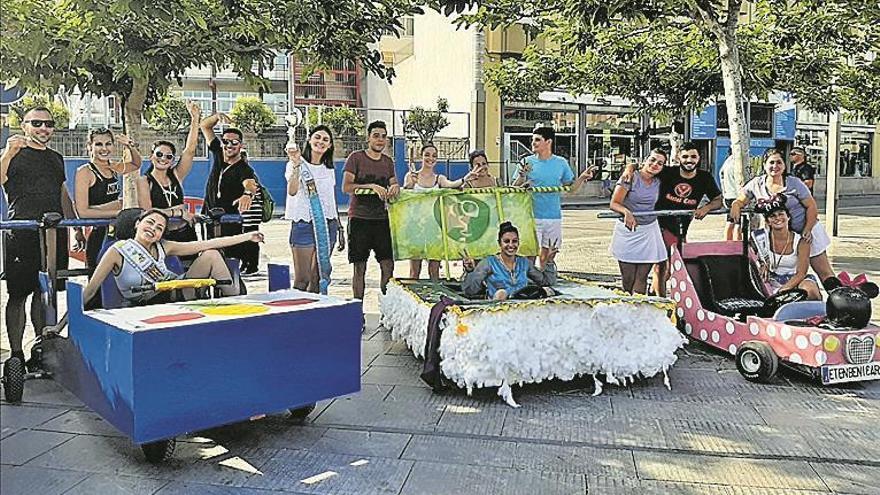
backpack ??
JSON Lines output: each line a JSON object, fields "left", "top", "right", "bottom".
{"left": 258, "top": 181, "right": 275, "bottom": 223}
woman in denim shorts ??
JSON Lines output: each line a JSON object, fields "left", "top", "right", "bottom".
{"left": 284, "top": 125, "right": 343, "bottom": 292}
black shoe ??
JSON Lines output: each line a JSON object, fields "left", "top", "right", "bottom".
{"left": 25, "top": 348, "right": 43, "bottom": 373}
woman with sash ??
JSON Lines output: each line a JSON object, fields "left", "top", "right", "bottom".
{"left": 82, "top": 209, "right": 262, "bottom": 307}
{"left": 284, "top": 125, "right": 343, "bottom": 293}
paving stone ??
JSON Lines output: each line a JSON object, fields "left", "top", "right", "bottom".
{"left": 633, "top": 451, "right": 827, "bottom": 491}
{"left": 370, "top": 354, "right": 422, "bottom": 367}
{"left": 611, "top": 397, "right": 765, "bottom": 425}
{"left": 310, "top": 429, "right": 411, "bottom": 458}
{"left": 802, "top": 428, "right": 880, "bottom": 463}
{"left": 811, "top": 462, "right": 880, "bottom": 495}
{"left": 587, "top": 476, "right": 833, "bottom": 495}
{"left": 756, "top": 403, "right": 880, "bottom": 431}
{"left": 15, "top": 379, "right": 85, "bottom": 407}
{"left": 28, "top": 434, "right": 276, "bottom": 486}
{"left": 314, "top": 397, "right": 442, "bottom": 431}
{"left": 513, "top": 443, "right": 636, "bottom": 477}
{"left": 244, "top": 449, "right": 413, "bottom": 494}
{"left": 64, "top": 474, "right": 169, "bottom": 494}
{"left": 0, "top": 465, "right": 88, "bottom": 495}
{"left": 502, "top": 413, "right": 667, "bottom": 449}
{"left": 362, "top": 365, "right": 429, "bottom": 387}
{"left": 385, "top": 385, "right": 504, "bottom": 410}
{"left": 0, "top": 429, "right": 74, "bottom": 465}
{"left": 156, "top": 481, "right": 299, "bottom": 494}
{"left": 435, "top": 403, "right": 507, "bottom": 436}
{"left": 385, "top": 340, "right": 414, "bottom": 356}
{"left": 658, "top": 419, "right": 818, "bottom": 458}
{"left": 334, "top": 384, "right": 393, "bottom": 403}
{"left": 36, "top": 409, "right": 125, "bottom": 437}
{"left": 0, "top": 404, "right": 67, "bottom": 435}
{"left": 400, "top": 461, "right": 585, "bottom": 495}
{"left": 193, "top": 421, "right": 327, "bottom": 451}
{"left": 401, "top": 435, "right": 516, "bottom": 468}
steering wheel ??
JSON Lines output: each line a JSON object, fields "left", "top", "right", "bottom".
{"left": 759, "top": 288, "right": 808, "bottom": 317}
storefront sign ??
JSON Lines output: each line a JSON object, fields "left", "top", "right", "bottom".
{"left": 691, "top": 105, "right": 717, "bottom": 139}
{"left": 775, "top": 107, "right": 796, "bottom": 140}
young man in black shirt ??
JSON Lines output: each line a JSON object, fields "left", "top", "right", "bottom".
{"left": 790, "top": 146, "right": 815, "bottom": 194}
{"left": 652, "top": 142, "right": 723, "bottom": 295}
{"left": 622, "top": 142, "right": 723, "bottom": 296}
{"left": 199, "top": 113, "right": 259, "bottom": 269}
{"left": 1, "top": 107, "right": 76, "bottom": 372}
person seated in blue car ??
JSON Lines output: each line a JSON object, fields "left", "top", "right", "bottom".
{"left": 82, "top": 209, "right": 263, "bottom": 307}
{"left": 461, "top": 221, "right": 558, "bottom": 301}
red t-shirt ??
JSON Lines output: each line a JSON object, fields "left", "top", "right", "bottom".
{"left": 344, "top": 150, "right": 396, "bottom": 219}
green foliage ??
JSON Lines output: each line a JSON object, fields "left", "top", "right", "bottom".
{"left": 230, "top": 96, "right": 276, "bottom": 134}
{"left": 457, "top": 0, "right": 880, "bottom": 119}
{"left": 145, "top": 94, "right": 190, "bottom": 132}
{"left": 309, "top": 106, "right": 365, "bottom": 137}
{"left": 402, "top": 97, "right": 450, "bottom": 145}
{"left": 8, "top": 95, "right": 71, "bottom": 129}
{"left": 1, "top": 0, "right": 429, "bottom": 126}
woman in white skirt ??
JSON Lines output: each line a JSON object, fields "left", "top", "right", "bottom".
{"left": 609, "top": 149, "right": 669, "bottom": 294}
{"left": 729, "top": 148, "right": 835, "bottom": 288}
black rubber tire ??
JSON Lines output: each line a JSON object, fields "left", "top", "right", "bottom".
{"left": 736, "top": 341, "right": 779, "bottom": 383}
{"left": 3, "top": 357, "right": 25, "bottom": 403}
{"left": 142, "top": 438, "right": 176, "bottom": 463}
{"left": 288, "top": 403, "right": 316, "bottom": 423}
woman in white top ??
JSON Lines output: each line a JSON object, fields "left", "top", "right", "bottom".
{"left": 285, "top": 125, "right": 343, "bottom": 292}
{"left": 754, "top": 195, "right": 821, "bottom": 300}
{"left": 403, "top": 143, "right": 474, "bottom": 279}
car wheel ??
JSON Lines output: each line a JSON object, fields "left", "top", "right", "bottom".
{"left": 2, "top": 356, "right": 25, "bottom": 403}
{"left": 142, "top": 438, "right": 176, "bottom": 463}
{"left": 288, "top": 403, "right": 316, "bottom": 424}
{"left": 736, "top": 341, "right": 779, "bottom": 383}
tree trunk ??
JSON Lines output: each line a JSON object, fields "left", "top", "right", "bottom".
{"left": 121, "top": 78, "right": 148, "bottom": 208}
{"left": 717, "top": 29, "right": 749, "bottom": 188}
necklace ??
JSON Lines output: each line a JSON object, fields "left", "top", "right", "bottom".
{"left": 152, "top": 172, "right": 179, "bottom": 207}
{"left": 768, "top": 230, "right": 793, "bottom": 272}
{"left": 496, "top": 255, "right": 517, "bottom": 283}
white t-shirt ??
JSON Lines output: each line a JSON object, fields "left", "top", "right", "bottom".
{"left": 719, "top": 155, "right": 740, "bottom": 200}
{"left": 284, "top": 159, "right": 338, "bottom": 222}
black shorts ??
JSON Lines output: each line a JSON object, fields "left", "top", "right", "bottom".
{"left": 347, "top": 217, "right": 393, "bottom": 263}
{"left": 723, "top": 198, "right": 735, "bottom": 209}
{"left": 3, "top": 229, "right": 69, "bottom": 298}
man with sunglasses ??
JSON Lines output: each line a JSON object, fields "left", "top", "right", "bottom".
{"left": 1, "top": 106, "right": 76, "bottom": 374}
{"left": 200, "top": 112, "right": 259, "bottom": 266}
{"left": 789, "top": 146, "right": 815, "bottom": 194}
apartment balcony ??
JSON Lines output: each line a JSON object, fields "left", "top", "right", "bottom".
{"left": 293, "top": 60, "right": 361, "bottom": 107}
{"left": 380, "top": 16, "right": 415, "bottom": 66}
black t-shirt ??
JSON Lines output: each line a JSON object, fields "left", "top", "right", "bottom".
{"left": 791, "top": 163, "right": 815, "bottom": 193}
{"left": 4, "top": 147, "right": 66, "bottom": 219}
{"left": 147, "top": 171, "right": 185, "bottom": 208}
{"left": 655, "top": 166, "right": 722, "bottom": 235}
{"left": 204, "top": 137, "right": 256, "bottom": 213}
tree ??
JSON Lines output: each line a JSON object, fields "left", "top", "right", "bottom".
{"left": 449, "top": 0, "right": 880, "bottom": 182}
{"left": 307, "top": 106, "right": 365, "bottom": 138}
{"left": 8, "top": 95, "right": 71, "bottom": 129}
{"left": 2, "top": 0, "right": 427, "bottom": 203}
{"left": 402, "top": 97, "right": 450, "bottom": 145}
{"left": 229, "top": 96, "right": 276, "bottom": 134}
{"left": 145, "top": 94, "right": 190, "bottom": 133}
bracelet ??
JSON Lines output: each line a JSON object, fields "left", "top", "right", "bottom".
{"left": 243, "top": 191, "right": 254, "bottom": 197}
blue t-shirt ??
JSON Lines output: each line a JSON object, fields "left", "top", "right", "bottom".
{"left": 514, "top": 154, "right": 574, "bottom": 219}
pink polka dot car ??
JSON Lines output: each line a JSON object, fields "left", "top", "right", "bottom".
{"left": 668, "top": 241, "right": 880, "bottom": 385}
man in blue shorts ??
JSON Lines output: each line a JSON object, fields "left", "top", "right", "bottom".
{"left": 512, "top": 126, "right": 593, "bottom": 266}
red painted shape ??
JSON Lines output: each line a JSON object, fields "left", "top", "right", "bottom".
{"left": 142, "top": 313, "right": 205, "bottom": 324}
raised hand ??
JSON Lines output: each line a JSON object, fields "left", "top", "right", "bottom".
{"left": 186, "top": 100, "right": 201, "bottom": 120}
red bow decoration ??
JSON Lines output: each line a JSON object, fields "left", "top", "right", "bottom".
{"left": 837, "top": 271, "right": 869, "bottom": 288}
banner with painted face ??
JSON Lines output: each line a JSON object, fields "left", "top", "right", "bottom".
{"left": 388, "top": 188, "right": 538, "bottom": 261}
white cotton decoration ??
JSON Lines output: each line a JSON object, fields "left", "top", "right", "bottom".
{"left": 592, "top": 375, "right": 604, "bottom": 396}
{"left": 380, "top": 283, "right": 686, "bottom": 405}
{"left": 498, "top": 381, "right": 521, "bottom": 408}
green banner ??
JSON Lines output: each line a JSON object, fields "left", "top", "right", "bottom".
{"left": 388, "top": 188, "right": 538, "bottom": 261}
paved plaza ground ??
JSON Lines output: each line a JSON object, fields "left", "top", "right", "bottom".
{"left": 2, "top": 199, "right": 878, "bottom": 494}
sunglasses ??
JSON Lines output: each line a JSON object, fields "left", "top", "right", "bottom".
{"left": 24, "top": 119, "right": 55, "bottom": 128}
{"left": 154, "top": 150, "right": 175, "bottom": 160}
{"left": 221, "top": 138, "right": 241, "bottom": 146}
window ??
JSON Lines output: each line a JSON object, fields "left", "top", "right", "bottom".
{"left": 840, "top": 131, "right": 872, "bottom": 177}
